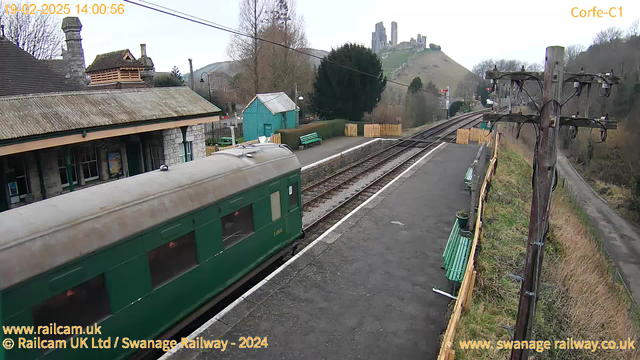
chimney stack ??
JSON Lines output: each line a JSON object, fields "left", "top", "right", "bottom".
{"left": 188, "top": 59, "right": 194, "bottom": 90}
{"left": 138, "top": 43, "right": 155, "bottom": 86}
{"left": 61, "top": 17, "right": 87, "bottom": 86}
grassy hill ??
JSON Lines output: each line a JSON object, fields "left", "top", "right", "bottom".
{"left": 386, "top": 49, "right": 472, "bottom": 94}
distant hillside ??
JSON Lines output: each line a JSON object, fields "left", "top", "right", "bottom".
{"left": 184, "top": 48, "right": 329, "bottom": 84}
{"left": 383, "top": 48, "right": 471, "bottom": 95}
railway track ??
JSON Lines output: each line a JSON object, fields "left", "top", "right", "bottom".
{"left": 300, "top": 111, "right": 485, "bottom": 246}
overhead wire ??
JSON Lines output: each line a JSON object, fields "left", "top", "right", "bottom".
{"left": 122, "top": 0, "right": 444, "bottom": 96}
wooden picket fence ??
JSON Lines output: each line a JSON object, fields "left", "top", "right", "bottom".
{"left": 362, "top": 124, "right": 402, "bottom": 138}
{"left": 345, "top": 123, "right": 358, "bottom": 137}
{"left": 437, "top": 133, "right": 500, "bottom": 360}
{"left": 205, "top": 134, "right": 280, "bottom": 156}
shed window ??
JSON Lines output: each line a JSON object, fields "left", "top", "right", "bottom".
{"left": 147, "top": 231, "right": 198, "bottom": 288}
{"left": 57, "top": 150, "right": 77, "bottom": 187}
{"left": 32, "top": 274, "right": 110, "bottom": 341}
{"left": 79, "top": 144, "right": 99, "bottom": 181}
{"left": 271, "top": 191, "right": 281, "bottom": 221}
{"left": 222, "top": 204, "right": 254, "bottom": 248}
{"left": 289, "top": 183, "right": 298, "bottom": 209}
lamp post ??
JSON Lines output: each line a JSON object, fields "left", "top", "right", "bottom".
{"left": 200, "top": 72, "right": 211, "bottom": 103}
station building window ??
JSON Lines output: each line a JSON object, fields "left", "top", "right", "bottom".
{"left": 32, "top": 274, "right": 111, "bottom": 340}
{"left": 79, "top": 144, "right": 100, "bottom": 181}
{"left": 222, "top": 204, "right": 254, "bottom": 248}
{"left": 289, "top": 183, "right": 298, "bottom": 209}
{"left": 57, "top": 149, "right": 78, "bottom": 187}
{"left": 7, "top": 156, "right": 30, "bottom": 200}
{"left": 150, "top": 145, "right": 165, "bottom": 170}
{"left": 147, "top": 231, "right": 198, "bottom": 287}
{"left": 271, "top": 191, "right": 281, "bottom": 221}
{"left": 180, "top": 142, "right": 193, "bottom": 162}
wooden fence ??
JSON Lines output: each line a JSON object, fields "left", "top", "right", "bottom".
{"left": 456, "top": 129, "right": 470, "bottom": 144}
{"left": 437, "top": 132, "right": 500, "bottom": 360}
{"left": 205, "top": 133, "right": 280, "bottom": 156}
{"left": 364, "top": 124, "right": 381, "bottom": 138}
{"left": 469, "top": 128, "right": 491, "bottom": 144}
{"left": 345, "top": 123, "right": 358, "bottom": 137}
{"left": 457, "top": 128, "right": 491, "bottom": 145}
{"left": 362, "top": 124, "right": 402, "bottom": 138}
{"left": 380, "top": 124, "right": 402, "bottom": 136}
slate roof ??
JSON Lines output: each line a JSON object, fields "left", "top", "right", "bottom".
{"left": 0, "top": 38, "right": 83, "bottom": 97}
{"left": 243, "top": 92, "right": 297, "bottom": 115}
{"left": 86, "top": 49, "right": 144, "bottom": 72}
{"left": 0, "top": 87, "right": 221, "bottom": 141}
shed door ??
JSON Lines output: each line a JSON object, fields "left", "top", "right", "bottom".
{"left": 263, "top": 124, "right": 273, "bottom": 137}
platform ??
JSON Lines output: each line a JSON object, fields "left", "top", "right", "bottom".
{"left": 167, "top": 143, "right": 480, "bottom": 360}
{"left": 294, "top": 136, "right": 373, "bottom": 167}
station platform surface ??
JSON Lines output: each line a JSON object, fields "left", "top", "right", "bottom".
{"left": 169, "top": 143, "right": 480, "bottom": 360}
{"left": 294, "top": 136, "right": 373, "bottom": 167}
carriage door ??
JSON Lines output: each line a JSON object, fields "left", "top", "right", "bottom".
{"left": 286, "top": 175, "right": 302, "bottom": 239}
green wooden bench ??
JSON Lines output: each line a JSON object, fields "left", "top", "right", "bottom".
{"left": 443, "top": 218, "right": 472, "bottom": 284}
{"left": 300, "top": 132, "right": 322, "bottom": 148}
{"left": 218, "top": 137, "right": 233, "bottom": 147}
{"left": 464, "top": 167, "right": 473, "bottom": 193}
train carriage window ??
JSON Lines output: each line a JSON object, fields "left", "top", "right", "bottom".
{"left": 148, "top": 231, "right": 198, "bottom": 287}
{"left": 222, "top": 204, "right": 254, "bottom": 248}
{"left": 32, "top": 274, "right": 110, "bottom": 341}
{"left": 289, "top": 183, "right": 298, "bottom": 209}
{"left": 271, "top": 192, "right": 281, "bottom": 221}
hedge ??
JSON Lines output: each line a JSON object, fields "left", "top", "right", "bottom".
{"left": 277, "top": 119, "right": 369, "bottom": 148}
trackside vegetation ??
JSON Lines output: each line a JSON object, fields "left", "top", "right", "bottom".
{"left": 452, "top": 140, "right": 640, "bottom": 359}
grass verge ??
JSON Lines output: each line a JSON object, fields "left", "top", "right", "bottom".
{"left": 452, "top": 139, "right": 639, "bottom": 359}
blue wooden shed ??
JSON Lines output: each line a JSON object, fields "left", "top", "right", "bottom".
{"left": 241, "top": 92, "right": 298, "bottom": 141}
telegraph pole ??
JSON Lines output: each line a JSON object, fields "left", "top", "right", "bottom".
{"left": 510, "top": 46, "right": 563, "bottom": 360}
{"left": 482, "top": 46, "right": 620, "bottom": 360}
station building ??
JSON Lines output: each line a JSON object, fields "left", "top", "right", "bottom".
{"left": 0, "top": 18, "right": 221, "bottom": 212}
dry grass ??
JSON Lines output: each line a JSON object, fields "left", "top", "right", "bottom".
{"left": 453, "top": 137, "right": 640, "bottom": 359}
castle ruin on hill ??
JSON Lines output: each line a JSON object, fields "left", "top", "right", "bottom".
{"left": 371, "top": 21, "right": 427, "bottom": 54}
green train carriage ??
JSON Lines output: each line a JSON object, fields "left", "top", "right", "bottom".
{"left": 0, "top": 144, "right": 303, "bottom": 360}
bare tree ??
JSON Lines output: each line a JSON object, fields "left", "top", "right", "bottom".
{"left": 227, "top": 0, "right": 267, "bottom": 100}
{"left": 260, "top": 0, "right": 311, "bottom": 97}
{"left": 472, "top": 59, "right": 494, "bottom": 79}
{"left": 564, "top": 44, "right": 585, "bottom": 66}
{"left": 593, "top": 27, "right": 623, "bottom": 44}
{"left": 627, "top": 19, "right": 639, "bottom": 38}
{"left": 0, "top": 0, "right": 64, "bottom": 59}
{"left": 525, "top": 62, "right": 543, "bottom": 72}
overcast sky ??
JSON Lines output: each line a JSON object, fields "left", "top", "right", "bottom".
{"left": 24, "top": 0, "right": 640, "bottom": 73}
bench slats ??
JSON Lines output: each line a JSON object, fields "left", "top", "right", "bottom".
{"left": 300, "top": 132, "right": 322, "bottom": 146}
{"left": 443, "top": 218, "right": 472, "bottom": 283}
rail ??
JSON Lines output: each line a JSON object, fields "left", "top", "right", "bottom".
{"left": 437, "top": 132, "right": 501, "bottom": 360}
{"left": 303, "top": 113, "right": 485, "bottom": 234}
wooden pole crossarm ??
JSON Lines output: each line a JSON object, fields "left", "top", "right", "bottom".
{"left": 485, "top": 71, "right": 621, "bottom": 86}
{"left": 485, "top": 70, "right": 544, "bottom": 82}
{"left": 564, "top": 72, "right": 623, "bottom": 85}
{"left": 482, "top": 113, "right": 617, "bottom": 129}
